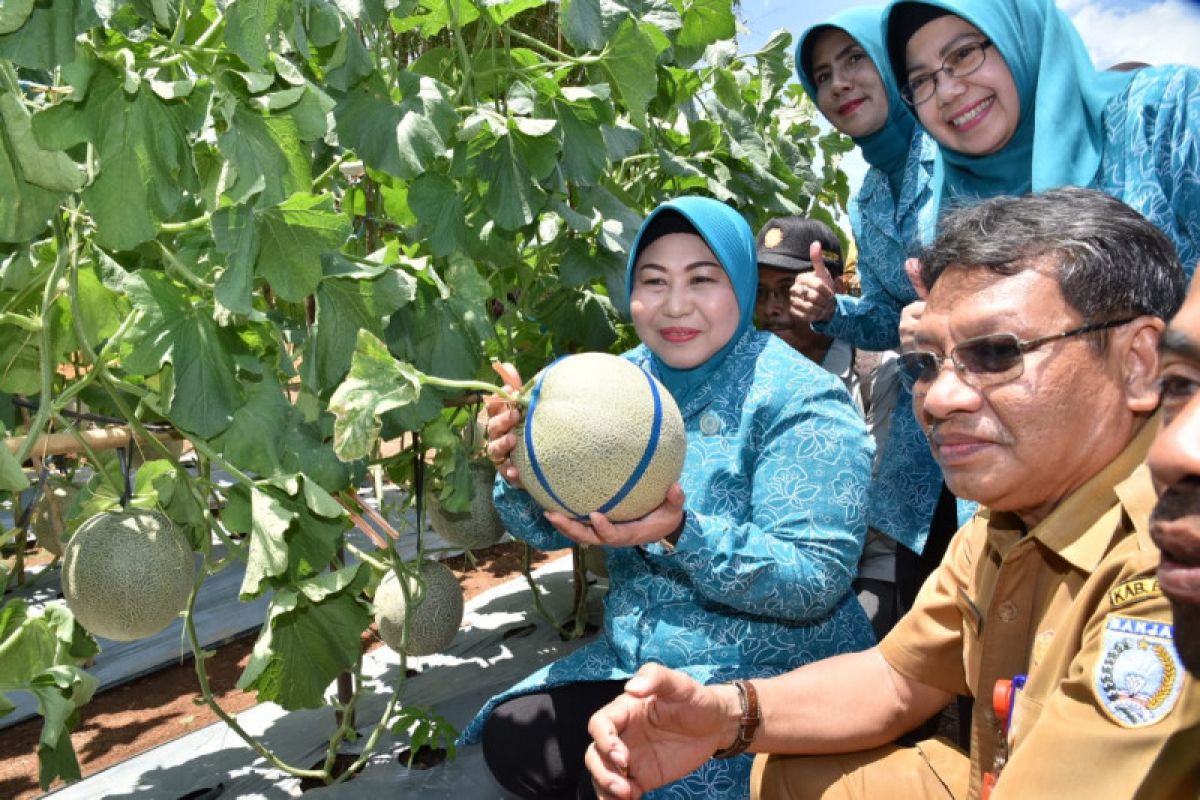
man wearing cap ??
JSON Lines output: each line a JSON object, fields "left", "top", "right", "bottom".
{"left": 586, "top": 188, "right": 1200, "bottom": 800}
{"left": 756, "top": 216, "right": 902, "bottom": 639}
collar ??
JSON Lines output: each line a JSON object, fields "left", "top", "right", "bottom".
{"left": 988, "top": 418, "right": 1158, "bottom": 574}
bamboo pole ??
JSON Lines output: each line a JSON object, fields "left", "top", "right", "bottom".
{"left": 4, "top": 426, "right": 182, "bottom": 460}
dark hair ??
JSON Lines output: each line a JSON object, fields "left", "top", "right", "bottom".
{"left": 635, "top": 210, "right": 698, "bottom": 260}
{"left": 886, "top": 2, "right": 952, "bottom": 85}
{"left": 921, "top": 187, "right": 1187, "bottom": 340}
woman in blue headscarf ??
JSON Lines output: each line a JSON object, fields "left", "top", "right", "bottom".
{"left": 793, "top": 7, "right": 974, "bottom": 625}
{"left": 883, "top": 0, "right": 1200, "bottom": 274}
{"left": 460, "top": 196, "right": 876, "bottom": 799}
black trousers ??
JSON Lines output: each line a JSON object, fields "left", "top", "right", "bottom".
{"left": 482, "top": 680, "right": 626, "bottom": 799}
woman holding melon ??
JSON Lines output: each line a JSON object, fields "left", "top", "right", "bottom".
{"left": 881, "top": 0, "right": 1200, "bottom": 272}
{"left": 461, "top": 196, "right": 876, "bottom": 799}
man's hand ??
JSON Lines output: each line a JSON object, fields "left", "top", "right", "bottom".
{"left": 898, "top": 258, "right": 928, "bottom": 352}
{"left": 586, "top": 663, "right": 740, "bottom": 799}
{"left": 544, "top": 484, "right": 686, "bottom": 548}
{"left": 788, "top": 241, "right": 839, "bottom": 324}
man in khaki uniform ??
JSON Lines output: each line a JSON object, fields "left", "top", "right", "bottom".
{"left": 584, "top": 188, "right": 1199, "bottom": 800}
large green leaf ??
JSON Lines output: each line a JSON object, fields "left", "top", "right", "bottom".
{"left": 554, "top": 100, "right": 607, "bottom": 186}
{"left": 478, "top": 134, "right": 546, "bottom": 231}
{"left": 218, "top": 106, "right": 311, "bottom": 206}
{"left": 408, "top": 173, "right": 469, "bottom": 257}
{"left": 254, "top": 193, "right": 352, "bottom": 303}
{"left": 333, "top": 72, "right": 456, "bottom": 181}
{"left": 121, "top": 271, "right": 243, "bottom": 438}
{"left": 673, "top": 0, "right": 734, "bottom": 67}
{"left": 224, "top": 0, "right": 295, "bottom": 70}
{"left": 0, "top": 90, "right": 84, "bottom": 243}
{"left": 328, "top": 330, "right": 423, "bottom": 461}
{"left": 237, "top": 565, "right": 370, "bottom": 710}
{"left": 240, "top": 485, "right": 297, "bottom": 598}
{"left": 599, "top": 20, "right": 662, "bottom": 124}
{"left": 309, "top": 265, "right": 413, "bottom": 392}
{"left": 32, "top": 66, "right": 199, "bottom": 250}
{"left": 0, "top": 0, "right": 34, "bottom": 35}
{"left": 0, "top": 0, "right": 98, "bottom": 69}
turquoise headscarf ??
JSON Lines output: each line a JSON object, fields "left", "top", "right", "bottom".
{"left": 624, "top": 196, "right": 757, "bottom": 408}
{"left": 882, "top": 0, "right": 1134, "bottom": 221}
{"left": 796, "top": 5, "right": 916, "bottom": 196}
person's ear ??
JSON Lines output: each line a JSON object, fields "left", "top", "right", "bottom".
{"left": 1123, "top": 316, "right": 1166, "bottom": 413}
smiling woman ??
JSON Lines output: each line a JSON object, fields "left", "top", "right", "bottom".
{"left": 882, "top": 0, "right": 1200, "bottom": 273}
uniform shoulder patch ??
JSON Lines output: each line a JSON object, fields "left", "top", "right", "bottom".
{"left": 1094, "top": 615, "right": 1184, "bottom": 728}
{"left": 1107, "top": 577, "right": 1161, "bottom": 610}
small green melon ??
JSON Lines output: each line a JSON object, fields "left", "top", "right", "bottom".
{"left": 61, "top": 509, "right": 195, "bottom": 641}
{"left": 511, "top": 352, "right": 685, "bottom": 521}
{"left": 30, "top": 482, "right": 79, "bottom": 557}
{"left": 375, "top": 560, "right": 464, "bottom": 657}
{"left": 428, "top": 461, "right": 506, "bottom": 550}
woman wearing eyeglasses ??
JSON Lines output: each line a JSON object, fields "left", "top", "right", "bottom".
{"left": 794, "top": 8, "right": 977, "bottom": 633}
{"left": 882, "top": 0, "right": 1200, "bottom": 276}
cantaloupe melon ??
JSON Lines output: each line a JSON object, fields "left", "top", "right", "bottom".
{"left": 30, "top": 482, "right": 79, "bottom": 557}
{"left": 511, "top": 352, "right": 685, "bottom": 521}
{"left": 428, "top": 461, "right": 506, "bottom": 549}
{"left": 61, "top": 509, "right": 195, "bottom": 641}
{"left": 375, "top": 560, "right": 464, "bottom": 657}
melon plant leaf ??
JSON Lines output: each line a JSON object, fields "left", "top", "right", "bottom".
{"left": 0, "top": 90, "right": 84, "bottom": 243}
{"left": 240, "top": 485, "right": 298, "bottom": 598}
{"left": 478, "top": 134, "right": 546, "bottom": 231}
{"left": 29, "top": 665, "right": 95, "bottom": 789}
{"left": 328, "top": 330, "right": 423, "bottom": 462}
{"left": 212, "top": 203, "right": 261, "bottom": 315}
{"left": 0, "top": 0, "right": 98, "bottom": 69}
{"left": 32, "top": 66, "right": 199, "bottom": 251}
{"left": 218, "top": 106, "right": 312, "bottom": 207}
{"left": 755, "top": 29, "right": 793, "bottom": 103}
{"left": 672, "top": 0, "right": 734, "bottom": 67}
{"left": 215, "top": 378, "right": 290, "bottom": 478}
{"left": 310, "top": 268, "right": 411, "bottom": 393}
{"left": 224, "top": 0, "right": 295, "bottom": 70}
{"left": 407, "top": 172, "right": 469, "bottom": 257}
{"left": 0, "top": 424, "right": 29, "bottom": 490}
{"left": 236, "top": 565, "right": 370, "bottom": 710}
{"left": 554, "top": 100, "right": 608, "bottom": 186}
{"left": 482, "top": 0, "right": 546, "bottom": 26}
{"left": 0, "top": 601, "right": 56, "bottom": 689}
{"left": 255, "top": 193, "right": 351, "bottom": 303}
{"left": 599, "top": 20, "right": 661, "bottom": 124}
{"left": 0, "top": 0, "right": 34, "bottom": 35}
{"left": 333, "top": 72, "right": 456, "bottom": 181}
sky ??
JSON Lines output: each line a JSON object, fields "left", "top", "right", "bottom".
{"left": 736, "top": 0, "right": 1200, "bottom": 190}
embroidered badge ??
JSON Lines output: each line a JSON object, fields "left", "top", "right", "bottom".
{"left": 1107, "top": 577, "right": 1162, "bottom": 610}
{"left": 1095, "top": 615, "right": 1183, "bottom": 728}
{"left": 763, "top": 227, "right": 783, "bottom": 248}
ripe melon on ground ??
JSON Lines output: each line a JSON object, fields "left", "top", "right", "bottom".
{"left": 61, "top": 509, "right": 195, "bottom": 641}
{"left": 511, "top": 352, "right": 685, "bottom": 521}
{"left": 375, "top": 560, "right": 464, "bottom": 657}
{"left": 428, "top": 460, "right": 506, "bottom": 549}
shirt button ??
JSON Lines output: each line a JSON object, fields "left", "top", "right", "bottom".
{"left": 700, "top": 412, "right": 722, "bottom": 435}
{"left": 998, "top": 601, "right": 1018, "bottom": 622}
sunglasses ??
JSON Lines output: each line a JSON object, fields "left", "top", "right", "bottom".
{"left": 897, "top": 318, "right": 1136, "bottom": 391}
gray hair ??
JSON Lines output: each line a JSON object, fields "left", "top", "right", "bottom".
{"left": 921, "top": 187, "right": 1186, "bottom": 330}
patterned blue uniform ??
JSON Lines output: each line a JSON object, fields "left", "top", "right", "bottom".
{"left": 460, "top": 330, "right": 876, "bottom": 798}
{"left": 1099, "top": 65, "right": 1200, "bottom": 277}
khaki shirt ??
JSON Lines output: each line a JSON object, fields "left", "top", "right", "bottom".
{"left": 880, "top": 421, "right": 1200, "bottom": 799}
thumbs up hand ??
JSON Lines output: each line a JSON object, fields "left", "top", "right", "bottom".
{"left": 899, "top": 258, "right": 927, "bottom": 351}
{"left": 788, "top": 241, "right": 839, "bottom": 324}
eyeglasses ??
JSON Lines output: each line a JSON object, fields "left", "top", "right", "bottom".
{"left": 755, "top": 285, "right": 792, "bottom": 305}
{"left": 901, "top": 39, "right": 994, "bottom": 106}
{"left": 897, "top": 318, "right": 1136, "bottom": 391}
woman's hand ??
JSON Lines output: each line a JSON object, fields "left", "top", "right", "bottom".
{"left": 544, "top": 483, "right": 686, "bottom": 549}
{"left": 788, "top": 241, "right": 838, "bottom": 324}
{"left": 485, "top": 361, "right": 524, "bottom": 487}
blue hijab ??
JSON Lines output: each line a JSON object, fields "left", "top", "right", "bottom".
{"left": 882, "top": 0, "right": 1134, "bottom": 220}
{"left": 625, "top": 197, "right": 757, "bottom": 409}
{"left": 796, "top": 5, "right": 916, "bottom": 196}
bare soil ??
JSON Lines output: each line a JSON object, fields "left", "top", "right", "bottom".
{"left": 0, "top": 541, "right": 569, "bottom": 800}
